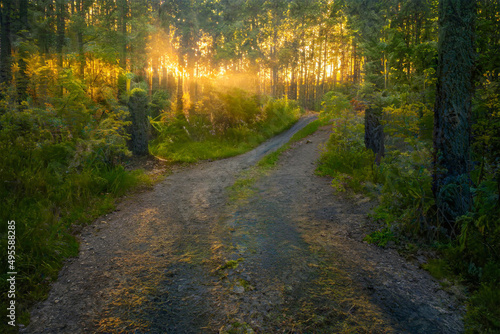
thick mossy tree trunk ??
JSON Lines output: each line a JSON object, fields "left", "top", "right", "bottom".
{"left": 432, "top": 0, "right": 475, "bottom": 230}
{"left": 128, "top": 88, "right": 149, "bottom": 156}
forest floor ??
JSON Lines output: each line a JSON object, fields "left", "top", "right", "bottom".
{"left": 24, "top": 116, "right": 465, "bottom": 333}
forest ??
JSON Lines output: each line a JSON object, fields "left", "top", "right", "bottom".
{"left": 0, "top": 0, "right": 499, "bottom": 332}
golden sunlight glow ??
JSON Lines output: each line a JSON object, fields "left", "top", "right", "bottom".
{"left": 140, "top": 12, "right": 356, "bottom": 101}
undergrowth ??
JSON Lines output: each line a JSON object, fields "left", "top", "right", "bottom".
{"left": 150, "top": 89, "right": 303, "bottom": 162}
{"left": 317, "top": 90, "right": 500, "bottom": 333}
{"left": 0, "top": 91, "right": 152, "bottom": 332}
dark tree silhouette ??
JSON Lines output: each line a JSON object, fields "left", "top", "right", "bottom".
{"left": 432, "top": 0, "right": 476, "bottom": 231}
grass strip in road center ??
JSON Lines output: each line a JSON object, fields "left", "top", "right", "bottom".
{"left": 228, "top": 119, "right": 322, "bottom": 203}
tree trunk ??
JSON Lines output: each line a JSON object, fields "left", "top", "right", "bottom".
{"left": 119, "top": 0, "right": 127, "bottom": 70}
{"left": 77, "top": 0, "right": 86, "bottom": 79}
{"left": 299, "top": 38, "right": 306, "bottom": 107}
{"left": 127, "top": 88, "right": 149, "bottom": 156}
{"left": 176, "top": 75, "right": 183, "bottom": 114}
{"left": 288, "top": 64, "right": 297, "bottom": 100}
{"left": 17, "top": 0, "right": 29, "bottom": 103}
{"left": 152, "top": 56, "right": 160, "bottom": 93}
{"left": 0, "top": 0, "right": 12, "bottom": 88}
{"left": 56, "top": 0, "right": 66, "bottom": 68}
{"left": 161, "top": 65, "right": 168, "bottom": 90}
{"left": 365, "top": 107, "right": 385, "bottom": 164}
{"left": 432, "top": 0, "right": 476, "bottom": 230}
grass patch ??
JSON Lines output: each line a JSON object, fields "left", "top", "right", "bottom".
{"left": 363, "top": 228, "right": 396, "bottom": 248}
{"left": 151, "top": 96, "right": 303, "bottom": 163}
{"left": 153, "top": 137, "right": 264, "bottom": 163}
{"left": 237, "top": 278, "right": 254, "bottom": 291}
{"left": 217, "top": 258, "right": 244, "bottom": 271}
{"left": 258, "top": 119, "right": 321, "bottom": 169}
{"left": 289, "top": 118, "right": 322, "bottom": 142}
{"left": 421, "top": 258, "right": 452, "bottom": 281}
{"left": 220, "top": 321, "right": 255, "bottom": 334}
{"left": 227, "top": 171, "right": 258, "bottom": 202}
{"left": 228, "top": 118, "right": 321, "bottom": 205}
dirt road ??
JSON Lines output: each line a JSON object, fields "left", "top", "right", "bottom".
{"left": 25, "top": 117, "right": 464, "bottom": 333}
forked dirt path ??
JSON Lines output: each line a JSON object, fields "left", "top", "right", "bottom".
{"left": 25, "top": 117, "right": 464, "bottom": 333}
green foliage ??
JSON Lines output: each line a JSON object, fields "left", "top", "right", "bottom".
{"left": 149, "top": 90, "right": 171, "bottom": 120}
{"left": 150, "top": 90, "right": 302, "bottom": 163}
{"left": 451, "top": 80, "right": 500, "bottom": 332}
{"left": 383, "top": 102, "right": 433, "bottom": 141}
{"left": 421, "top": 259, "right": 452, "bottom": 281}
{"left": 457, "top": 190, "right": 500, "bottom": 272}
{"left": 0, "top": 89, "right": 147, "bottom": 329}
{"left": 465, "top": 282, "right": 500, "bottom": 333}
{"left": 319, "top": 91, "right": 353, "bottom": 121}
{"left": 319, "top": 79, "right": 500, "bottom": 331}
{"left": 364, "top": 228, "right": 396, "bottom": 247}
{"left": 375, "top": 146, "right": 435, "bottom": 237}
{"left": 472, "top": 81, "right": 500, "bottom": 186}
{"left": 316, "top": 95, "right": 436, "bottom": 237}
{"left": 317, "top": 110, "right": 375, "bottom": 193}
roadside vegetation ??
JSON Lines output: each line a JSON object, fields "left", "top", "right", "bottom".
{"left": 150, "top": 88, "right": 303, "bottom": 162}
{"left": 0, "top": 84, "right": 152, "bottom": 327}
{"left": 314, "top": 1, "right": 500, "bottom": 332}
{"left": 317, "top": 87, "right": 500, "bottom": 333}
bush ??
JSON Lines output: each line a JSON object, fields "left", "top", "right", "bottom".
{"left": 0, "top": 94, "right": 143, "bottom": 329}
{"left": 150, "top": 88, "right": 302, "bottom": 162}
{"left": 318, "top": 88, "right": 500, "bottom": 333}
{"left": 317, "top": 107, "right": 375, "bottom": 193}
{"left": 319, "top": 91, "right": 353, "bottom": 123}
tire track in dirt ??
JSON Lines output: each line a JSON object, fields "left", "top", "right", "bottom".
{"left": 24, "top": 116, "right": 316, "bottom": 333}
{"left": 24, "top": 116, "right": 464, "bottom": 333}
{"left": 207, "top": 127, "right": 463, "bottom": 333}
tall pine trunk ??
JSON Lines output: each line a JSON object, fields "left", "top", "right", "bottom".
{"left": 17, "top": 0, "right": 29, "bottom": 103}
{"left": 0, "top": 0, "right": 12, "bottom": 88}
{"left": 432, "top": 0, "right": 476, "bottom": 231}
{"left": 56, "top": 0, "right": 65, "bottom": 68}
{"left": 119, "top": 0, "right": 127, "bottom": 70}
{"left": 128, "top": 89, "right": 149, "bottom": 156}
{"left": 77, "top": 0, "right": 86, "bottom": 79}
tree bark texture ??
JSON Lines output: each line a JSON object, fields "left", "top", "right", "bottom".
{"left": 56, "top": 0, "right": 66, "bottom": 67}
{"left": 364, "top": 107, "right": 385, "bottom": 163}
{"left": 119, "top": 0, "right": 127, "bottom": 70}
{"left": 0, "top": 0, "right": 12, "bottom": 87}
{"left": 17, "top": 0, "right": 29, "bottom": 102}
{"left": 176, "top": 74, "right": 183, "bottom": 114}
{"left": 432, "top": 0, "right": 475, "bottom": 227}
{"left": 128, "top": 89, "right": 149, "bottom": 156}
